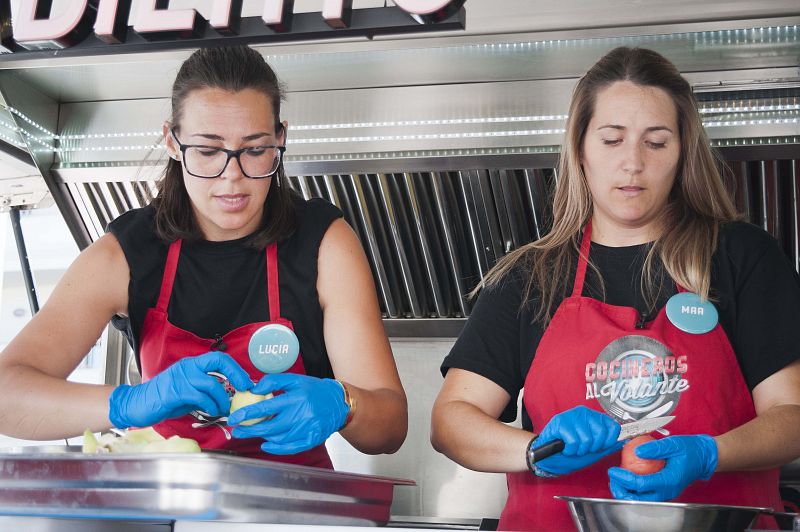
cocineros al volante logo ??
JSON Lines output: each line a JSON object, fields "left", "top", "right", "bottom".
{"left": 0, "top": 1, "right": 467, "bottom": 57}
{"left": 586, "top": 335, "right": 687, "bottom": 422}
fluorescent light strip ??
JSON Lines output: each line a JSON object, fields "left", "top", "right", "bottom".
{"left": 59, "top": 131, "right": 162, "bottom": 140}
{"left": 290, "top": 115, "right": 569, "bottom": 131}
{"left": 704, "top": 118, "right": 799, "bottom": 127}
{"left": 37, "top": 130, "right": 567, "bottom": 153}
{"left": 2, "top": 102, "right": 797, "bottom": 154}
{"left": 0, "top": 131, "right": 27, "bottom": 149}
{"left": 3, "top": 104, "right": 799, "bottom": 144}
{"left": 711, "top": 136, "right": 800, "bottom": 146}
{"left": 267, "top": 25, "right": 798, "bottom": 57}
{"left": 288, "top": 129, "right": 567, "bottom": 144}
{"left": 284, "top": 145, "right": 562, "bottom": 162}
{"left": 27, "top": 115, "right": 800, "bottom": 152}
{"left": 18, "top": 130, "right": 55, "bottom": 150}
{"left": 41, "top": 145, "right": 164, "bottom": 153}
{"left": 6, "top": 107, "right": 57, "bottom": 138}
{"left": 17, "top": 110, "right": 800, "bottom": 143}
{"left": 2, "top": 106, "right": 163, "bottom": 141}
{"left": 0, "top": 118, "right": 53, "bottom": 148}
{"left": 699, "top": 104, "right": 800, "bottom": 114}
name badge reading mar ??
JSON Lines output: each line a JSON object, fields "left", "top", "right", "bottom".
{"left": 248, "top": 323, "right": 300, "bottom": 373}
{"left": 665, "top": 292, "right": 719, "bottom": 334}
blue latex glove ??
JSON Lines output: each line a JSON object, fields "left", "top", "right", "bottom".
{"left": 227, "top": 373, "right": 350, "bottom": 455}
{"left": 534, "top": 405, "right": 624, "bottom": 477}
{"left": 608, "top": 434, "right": 718, "bottom": 501}
{"left": 109, "top": 351, "right": 253, "bottom": 429}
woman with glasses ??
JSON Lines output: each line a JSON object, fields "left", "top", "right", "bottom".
{"left": 0, "top": 46, "right": 407, "bottom": 467}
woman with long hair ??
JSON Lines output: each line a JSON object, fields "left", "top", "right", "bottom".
{"left": 0, "top": 46, "right": 407, "bottom": 466}
{"left": 432, "top": 46, "right": 800, "bottom": 530}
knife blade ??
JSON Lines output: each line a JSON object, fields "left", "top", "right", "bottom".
{"left": 528, "top": 416, "right": 675, "bottom": 465}
{"left": 618, "top": 416, "right": 674, "bottom": 440}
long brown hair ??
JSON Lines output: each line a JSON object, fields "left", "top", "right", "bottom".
{"left": 479, "top": 46, "right": 739, "bottom": 324}
{"left": 154, "top": 45, "right": 296, "bottom": 248}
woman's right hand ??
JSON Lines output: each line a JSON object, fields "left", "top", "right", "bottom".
{"left": 533, "top": 405, "right": 623, "bottom": 476}
{"left": 108, "top": 351, "right": 253, "bottom": 428}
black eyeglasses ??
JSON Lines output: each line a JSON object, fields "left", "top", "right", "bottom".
{"left": 170, "top": 128, "right": 286, "bottom": 179}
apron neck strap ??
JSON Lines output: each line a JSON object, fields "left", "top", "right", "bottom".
{"left": 266, "top": 242, "right": 280, "bottom": 322}
{"left": 156, "top": 239, "right": 182, "bottom": 312}
{"left": 572, "top": 220, "right": 686, "bottom": 296}
{"left": 157, "top": 240, "right": 283, "bottom": 319}
{"left": 572, "top": 219, "right": 593, "bottom": 298}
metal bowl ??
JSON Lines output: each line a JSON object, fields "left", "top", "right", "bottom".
{"left": 765, "top": 511, "right": 799, "bottom": 530}
{"left": 556, "top": 496, "right": 770, "bottom": 532}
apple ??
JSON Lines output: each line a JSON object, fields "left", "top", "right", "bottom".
{"left": 621, "top": 434, "right": 666, "bottom": 475}
{"left": 230, "top": 390, "right": 274, "bottom": 426}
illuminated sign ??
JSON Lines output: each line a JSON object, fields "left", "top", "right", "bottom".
{"left": 0, "top": 0, "right": 466, "bottom": 58}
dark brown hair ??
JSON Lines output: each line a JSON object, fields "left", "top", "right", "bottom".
{"left": 154, "top": 45, "right": 296, "bottom": 247}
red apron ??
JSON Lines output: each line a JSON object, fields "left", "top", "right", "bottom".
{"left": 139, "top": 239, "right": 333, "bottom": 468}
{"left": 499, "top": 221, "right": 781, "bottom": 531}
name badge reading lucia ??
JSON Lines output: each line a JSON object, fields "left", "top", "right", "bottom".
{"left": 248, "top": 323, "right": 300, "bottom": 373}
{"left": 665, "top": 292, "right": 719, "bottom": 334}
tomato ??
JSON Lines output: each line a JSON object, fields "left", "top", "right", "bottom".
{"left": 620, "top": 435, "right": 666, "bottom": 475}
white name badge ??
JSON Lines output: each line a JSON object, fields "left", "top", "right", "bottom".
{"left": 665, "top": 292, "right": 719, "bottom": 334}
{"left": 248, "top": 323, "right": 300, "bottom": 373}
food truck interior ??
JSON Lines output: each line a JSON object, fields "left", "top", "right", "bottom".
{"left": 0, "top": 0, "right": 797, "bottom": 529}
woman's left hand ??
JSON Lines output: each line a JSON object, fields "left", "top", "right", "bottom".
{"left": 608, "top": 434, "right": 718, "bottom": 501}
{"left": 226, "top": 373, "right": 350, "bottom": 455}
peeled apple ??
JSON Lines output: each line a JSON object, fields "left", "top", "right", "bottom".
{"left": 82, "top": 428, "right": 98, "bottom": 453}
{"left": 230, "top": 390, "right": 274, "bottom": 426}
{"left": 621, "top": 435, "right": 665, "bottom": 475}
{"left": 82, "top": 427, "right": 200, "bottom": 454}
{"left": 119, "top": 426, "right": 164, "bottom": 445}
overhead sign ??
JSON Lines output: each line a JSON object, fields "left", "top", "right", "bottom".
{"left": 0, "top": 0, "right": 467, "bottom": 59}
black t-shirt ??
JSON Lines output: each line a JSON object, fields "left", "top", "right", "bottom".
{"left": 107, "top": 195, "right": 343, "bottom": 379}
{"left": 441, "top": 221, "right": 800, "bottom": 430}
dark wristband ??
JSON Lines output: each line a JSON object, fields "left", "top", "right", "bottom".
{"left": 526, "top": 434, "right": 557, "bottom": 478}
{"left": 525, "top": 435, "right": 539, "bottom": 474}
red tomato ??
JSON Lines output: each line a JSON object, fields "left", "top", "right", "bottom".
{"left": 621, "top": 435, "right": 666, "bottom": 475}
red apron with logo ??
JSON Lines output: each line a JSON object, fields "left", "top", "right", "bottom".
{"left": 499, "top": 222, "right": 781, "bottom": 531}
{"left": 139, "top": 239, "right": 333, "bottom": 468}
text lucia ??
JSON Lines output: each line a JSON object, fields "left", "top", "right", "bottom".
{"left": 584, "top": 355, "right": 689, "bottom": 401}
{"left": 259, "top": 344, "right": 290, "bottom": 355}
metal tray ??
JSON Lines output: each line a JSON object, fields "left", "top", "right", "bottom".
{"left": 0, "top": 446, "right": 415, "bottom": 526}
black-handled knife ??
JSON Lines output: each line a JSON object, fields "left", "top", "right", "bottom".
{"left": 528, "top": 415, "right": 675, "bottom": 464}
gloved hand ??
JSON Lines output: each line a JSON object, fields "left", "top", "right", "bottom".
{"left": 109, "top": 351, "right": 253, "bottom": 429}
{"left": 227, "top": 373, "right": 350, "bottom": 455}
{"left": 608, "top": 434, "right": 718, "bottom": 501}
{"left": 534, "top": 405, "right": 624, "bottom": 477}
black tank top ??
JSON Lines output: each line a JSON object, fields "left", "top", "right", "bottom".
{"left": 107, "top": 194, "right": 343, "bottom": 379}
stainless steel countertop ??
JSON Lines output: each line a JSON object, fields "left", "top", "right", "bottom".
{"left": 0, "top": 517, "right": 484, "bottom": 532}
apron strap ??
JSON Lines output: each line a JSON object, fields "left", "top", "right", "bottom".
{"left": 156, "top": 240, "right": 182, "bottom": 312}
{"left": 572, "top": 220, "right": 687, "bottom": 297}
{"left": 572, "top": 219, "right": 593, "bottom": 298}
{"left": 266, "top": 242, "right": 280, "bottom": 322}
